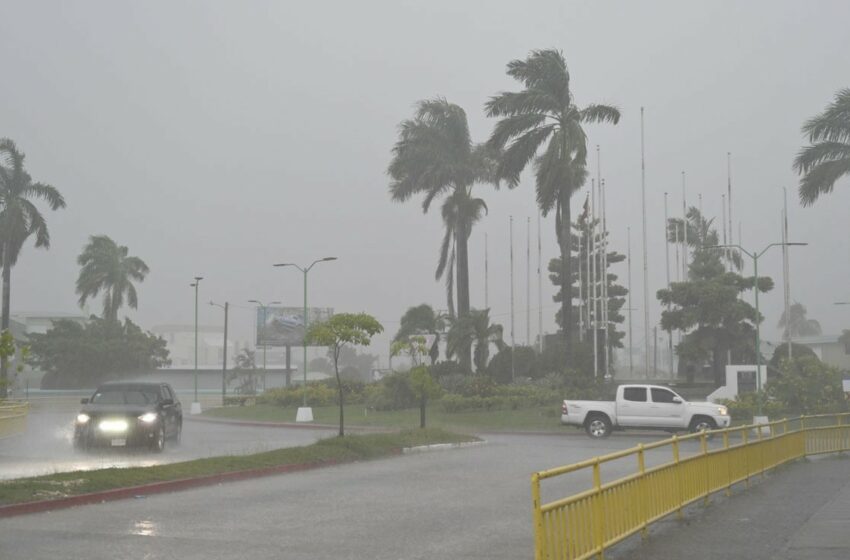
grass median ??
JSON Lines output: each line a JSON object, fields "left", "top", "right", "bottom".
{"left": 203, "top": 403, "right": 565, "bottom": 432}
{"left": 0, "top": 428, "right": 476, "bottom": 507}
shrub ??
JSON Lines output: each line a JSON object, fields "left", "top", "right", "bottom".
{"left": 365, "top": 372, "right": 418, "bottom": 411}
{"left": 486, "top": 346, "right": 540, "bottom": 383}
{"left": 767, "top": 356, "right": 848, "bottom": 415}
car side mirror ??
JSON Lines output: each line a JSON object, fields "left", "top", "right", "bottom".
{"left": 672, "top": 397, "right": 683, "bottom": 404}
{"left": 160, "top": 399, "right": 174, "bottom": 407}
{"left": 80, "top": 398, "right": 89, "bottom": 404}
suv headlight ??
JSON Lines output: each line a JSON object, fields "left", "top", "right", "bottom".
{"left": 138, "top": 412, "right": 158, "bottom": 424}
{"left": 76, "top": 413, "right": 90, "bottom": 424}
{"left": 717, "top": 406, "right": 729, "bottom": 416}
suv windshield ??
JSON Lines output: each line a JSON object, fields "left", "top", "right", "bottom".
{"left": 90, "top": 389, "right": 160, "bottom": 405}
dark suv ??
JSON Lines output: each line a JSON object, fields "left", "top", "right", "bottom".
{"left": 73, "top": 382, "right": 182, "bottom": 452}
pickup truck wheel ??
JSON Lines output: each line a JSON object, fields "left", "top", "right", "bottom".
{"left": 689, "top": 417, "right": 716, "bottom": 434}
{"left": 585, "top": 415, "right": 612, "bottom": 438}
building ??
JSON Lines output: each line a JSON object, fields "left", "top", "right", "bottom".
{"left": 10, "top": 312, "right": 88, "bottom": 336}
{"left": 794, "top": 334, "right": 850, "bottom": 371}
{"left": 150, "top": 324, "right": 245, "bottom": 368}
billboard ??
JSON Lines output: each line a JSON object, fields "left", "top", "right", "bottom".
{"left": 256, "top": 307, "right": 334, "bottom": 347}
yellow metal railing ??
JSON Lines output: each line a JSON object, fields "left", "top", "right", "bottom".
{"left": 532, "top": 413, "right": 850, "bottom": 560}
{"left": 0, "top": 401, "right": 29, "bottom": 439}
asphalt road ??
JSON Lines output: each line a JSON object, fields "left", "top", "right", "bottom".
{"left": 0, "top": 409, "right": 335, "bottom": 480}
{"left": 0, "top": 431, "right": 682, "bottom": 560}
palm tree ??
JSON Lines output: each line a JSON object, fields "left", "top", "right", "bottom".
{"left": 778, "top": 302, "right": 822, "bottom": 338}
{"left": 394, "top": 304, "right": 446, "bottom": 365}
{"left": 485, "top": 49, "right": 620, "bottom": 363}
{"left": 76, "top": 235, "right": 149, "bottom": 322}
{"left": 795, "top": 88, "right": 850, "bottom": 206}
{"left": 0, "top": 139, "right": 66, "bottom": 397}
{"left": 446, "top": 309, "right": 505, "bottom": 374}
{"left": 388, "top": 98, "right": 498, "bottom": 371}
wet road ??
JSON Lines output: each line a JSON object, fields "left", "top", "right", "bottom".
{"left": 0, "top": 409, "right": 335, "bottom": 480}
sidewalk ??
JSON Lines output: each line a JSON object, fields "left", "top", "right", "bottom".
{"left": 611, "top": 454, "right": 850, "bottom": 560}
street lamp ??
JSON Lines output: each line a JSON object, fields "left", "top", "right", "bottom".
{"left": 707, "top": 242, "right": 807, "bottom": 417}
{"left": 248, "top": 299, "right": 281, "bottom": 391}
{"left": 210, "top": 301, "right": 229, "bottom": 405}
{"left": 190, "top": 277, "right": 203, "bottom": 414}
{"left": 274, "top": 257, "right": 337, "bottom": 422}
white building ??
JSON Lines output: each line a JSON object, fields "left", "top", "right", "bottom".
{"left": 151, "top": 324, "right": 245, "bottom": 368}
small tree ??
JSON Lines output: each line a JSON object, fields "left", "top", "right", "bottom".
{"left": 307, "top": 313, "right": 383, "bottom": 436}
{"left": 0, "top": 330, "right": 27, "bottom": 397}
{"left": 409, "top": 365, "right": 441, "bottom": 428}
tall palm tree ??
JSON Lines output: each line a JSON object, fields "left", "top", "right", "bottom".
{"left": 795, "top": 88, "right": 850, "bottom": 206}
{"left": 76, "top": 235, "right": 149, "bottom": 322}
{"left": 388, "top": 98, "right": 498, "bottom": 371}
{"left": 394, "top": 303, "right": 446, "bottom": 365}
{"left": 0, "top": 139, "right": 66, "bottom": 397}
{"left": 446, "top": 309, "right": 505, "bottom": 374}
{"left": 485, "top": 49, "right": 620, "bottom": 362}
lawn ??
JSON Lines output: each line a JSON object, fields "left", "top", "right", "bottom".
{"left": 203, "top": 403, "right": 567, "bottom": 433}
{"left": 0, "top": 428, "right": 476, "bottom": 506}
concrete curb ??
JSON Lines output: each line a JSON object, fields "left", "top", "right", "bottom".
{"left": 0, "top": 454, "right": 383, "bottom": 519}
{"left": 402, "top": 440, "right": 487, "bottom": 454}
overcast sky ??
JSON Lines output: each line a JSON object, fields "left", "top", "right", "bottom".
{"left": 2, "top": 1, "right": 849, "bottom": 366}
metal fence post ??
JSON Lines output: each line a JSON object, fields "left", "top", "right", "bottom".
{"left": 722, "top": 430, "right": 731, "bottom": 497}
{"left": 531, "top": 473, "right": 545, "bottom": 560}
{"left": 742, "top": 428, "right": 750, "bottom": 487}
{"left": 700, "top": 431, "right": 710, "bottom": 505}
{"left": 593, "top": 460, "right": 605, "bottom": 559}
{"left": 637, "top": 444, "right": 647, "bottom": 538}
{"left": 672, "top": 435, "right": 683, "bottom": 519}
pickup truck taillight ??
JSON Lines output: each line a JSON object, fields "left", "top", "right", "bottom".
{"left": 561, "top": 402, "right": 568, "bottom": 415}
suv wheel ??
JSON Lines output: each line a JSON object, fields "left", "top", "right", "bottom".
{"left": 585, "top": 415, "right": 612, "bottom": 438}
{"left": 150, "top": 426, "right": 166, "bottom": 453}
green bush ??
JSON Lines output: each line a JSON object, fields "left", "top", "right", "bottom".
{"left": 718, "top": 392, "right": 784, "bottom": 422}
{"left": 365, "top": 372, "right": 419, "bottom": 411}
{"left": 767, "top": 356, "right": 848, "bottom": 415}
{"left": 437, "top": 374, "right": 497, "bottom": 397}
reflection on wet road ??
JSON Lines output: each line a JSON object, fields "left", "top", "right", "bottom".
{"left": 0, "top": 408, "right": 335, "bottom": 480}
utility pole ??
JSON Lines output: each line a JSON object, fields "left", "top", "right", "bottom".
{"left": 527, "top": 217, "right": 531, "bottom": 347}
{"left": 664, "top": 192, "right": 673, "bottom": 378}
{"left": 591, "top": 179, "right": 598, "bottom": 379}
{"left": 681, "top": 171, "right": 688, "bottom": 281}
{"left": 191, "top": 276, "right": 203, "bottom": 414}
{"left": 509, "top": 216, "right": 515, "bottom": 382}
{"left": 782, "top": 188, "right": 792, "bottom": 359}
{"left": 538, "top": 213, "right": 543, "bottom": 353}
{"left": 640, "top": 108, "right": 650, "bottom": 379}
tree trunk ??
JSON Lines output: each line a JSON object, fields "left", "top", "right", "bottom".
{"left": 1, "top": 244, "right": 11, "bottom": 399}
{"left": 335, "top": 355, "right": 344, "bottom": 437}
{"left": 455, "top": 217, "right": 472, "bottom": 372}
{"left": 420, "top": 395, "right": 426, "bottom": 428}
{"left": 560, "top": 187, "right": 573, "bottom": 366}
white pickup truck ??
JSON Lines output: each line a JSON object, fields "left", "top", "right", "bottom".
{"left": 561, "top": 384, "right": 731, "bottom": 438}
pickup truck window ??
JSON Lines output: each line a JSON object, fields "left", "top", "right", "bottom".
{"left": 623, "top": 387, "right": 647, "bottom": 402}
{"left": 651, "top": 388, "right": 677, "bottom": 403}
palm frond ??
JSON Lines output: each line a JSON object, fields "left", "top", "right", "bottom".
{"left": 798, "top": 157, "right": 850, "bottom": 206}
{"left": 498, "top": 126, "right": 556, "bottom": 187}
{"left": 801, "top": 88, "right": 850, "bottom": 143}
{"left": 793, "top": 141, "right": 850, "bottom": 174}
{"left": 580, "top": 104, "right": 622, "bottom": 125}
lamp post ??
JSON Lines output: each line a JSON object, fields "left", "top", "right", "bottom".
{"left": 210, "top": 301, "right": 229, "bottom": 405}
{"left": 190, "top": 277, "right": 203, "bottom": 414}
{"left": 707, "top": 242, "right": 807, "bottom": 416}
{"left": 274, "top": 257, "right": 337, "bottom": 422}
{"left": 249, "top": 299, "right": 281, "bottom": 391}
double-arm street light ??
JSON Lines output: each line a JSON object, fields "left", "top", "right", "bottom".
{"left": 707, "top": 242, "right": 808, "bottom": 416}
{"left": 274, "top": 257, "right": 337, "bottom": 418}
{"left": 209, "top": 301, "right": 229, "bottom": 405}
{"left": 249, "top": 299, "right": 281, "bottom": 391}
{"left": 190, "top": 277, "right": 203, "bottom": 414}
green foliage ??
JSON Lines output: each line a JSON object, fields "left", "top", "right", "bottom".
{"left": 485, "top": 345, "right": 540, "bottom": 383}
{"left": 485, "top": 49, "right": 620, "bottom": 359}
{"left": 28, "top": 317, "right": 170, "bottom": 388}
{"left": 391, "top": 335, "right": 430, "bottom": 367}
{"left": 394, "top": 304, "right": 445, "bottom": 364}
{"left": 777, "top": 302, "right": 822, "bottom": 338}
{"left": 0, "top": 330, "right": 27, "bottom": 393}
{"left": 769, "top": 342, "right": 817, "bottom": 369}
{"left": 428, "top": 360, "right": 464, "bottom": 379}
{"left": 259, "top": 380, "right": 367, "bottom": 408}
{"left": 0, "top": 138, "right": 66, "bottom": 396}
{"left": 409, "top": 365, "right": 441, "bottom": 400}
{"left": 767, "top": 356, "right": 847, "bottom": 415}
{"left": 794, "top": 88, "right": 850, "bottom": 206}
{"left": 718, "top": 392, "right": 784, "bottom": 422}
{"left": 439, "top": 384, "right": 564, "bottom": 413}
{"left": 76, "top": 235, "right": 149, "bottom": 322}
{"left": 446, "top": 309, "right": 504, "bottom": 373}
{"left": 657, "top": 207, "right": 772, "bottom": 385}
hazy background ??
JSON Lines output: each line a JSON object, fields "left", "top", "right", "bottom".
{"left": 2, "top": 1, "right": 849, "bottom": 366}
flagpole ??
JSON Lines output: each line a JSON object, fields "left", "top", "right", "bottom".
{"left": 681, "top": 171, "right": 688, "bottom": 281}
{"left": 585, "top": 193, "right": 592, "bottom": 353}
{"left": 485, "top": 233, "right": 489, "bottom": 311}
{"left": 537, "top": 212, "right": 543, "bottom": 353}
{"left": 510, "top": 216, "right": 515, "bottom": 382}
{"left": 664, "top": 192, "right": 673, "bottom": 378}
{"left": 640, "top": 107, "right": 650, "bottom": 378}
{"left": 627, "top": 226, "right": 633, "bottom": 376}
{"left": 601, "top": 178, "right": 610, "bottom": 377}
{"left": 527, "top": 217, "right": 531, "bottom": 347}
{"left": 591, "top": 179, "right": 598, "bottom": 379}
{"left": 578, "top": 210, "right": 584, "bottom": 342}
